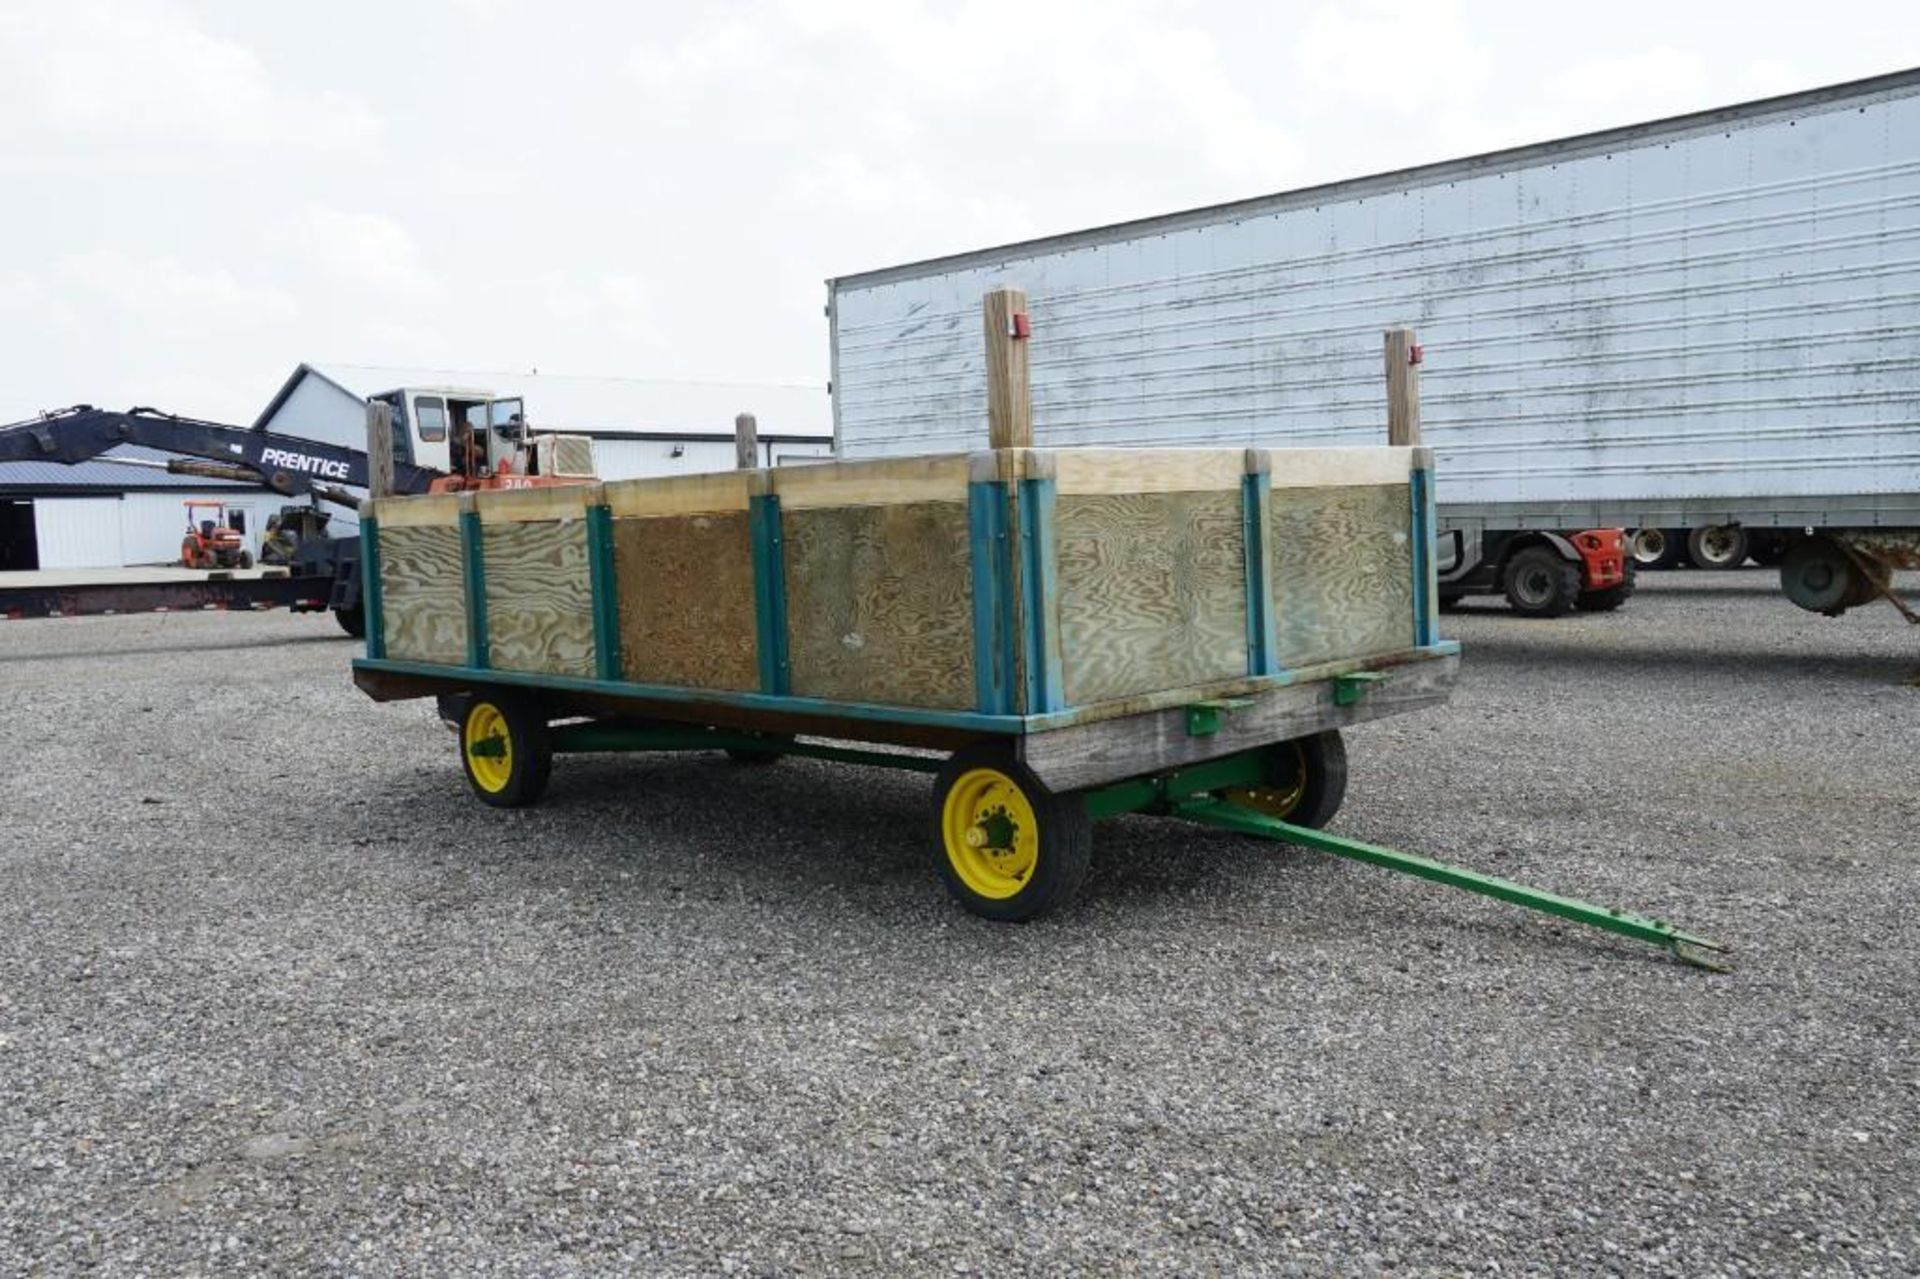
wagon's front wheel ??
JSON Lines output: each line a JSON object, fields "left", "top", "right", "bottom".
{"left": 1218, "top": 729, "right": 1348, "bottom": 830}
{"left": 931, "top": 745, "right": 1090, "bottom": 922}
{"left": 459, "top": 693, "right": 552, "bottom": 808}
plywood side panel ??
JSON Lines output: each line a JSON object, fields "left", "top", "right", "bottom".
{"left": 1056, "top": 490, "right": 1247, "bottom": 706}
{"left": 378, "top": 524, "right": 467, "bottom": 664}
{"left": 612, "top": 513, "right": 759, "bottom": 691}
{"left": 783, "top": 501, "right": 974, "bottom": 709}
{"left": 481, "top": 520, "right": 595, "bottom": 676}
{"left": 1270, "top": 484, "right": 1414, "bottom": 669}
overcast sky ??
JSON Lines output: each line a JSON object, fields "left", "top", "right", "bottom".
{"left": 3, "top": 0, "right": 1917, "bottom": 427}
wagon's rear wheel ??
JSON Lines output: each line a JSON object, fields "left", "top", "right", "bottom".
{"left": 1218, "top": 730, "right": 1348, "bottom": 830}
{"left": 931, "top": 744, "right": 1090, "bottom": 922}
{"left": 459, "top": 693, "right": 552, "bottom": 808}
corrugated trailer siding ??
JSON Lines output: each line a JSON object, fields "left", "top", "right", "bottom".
{"left": 832, "top": 80, "right": 1920, "bottom": 513}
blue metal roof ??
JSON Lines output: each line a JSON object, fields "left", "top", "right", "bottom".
{"left": 0, "top": 443, "right": 262, "bottom": 494}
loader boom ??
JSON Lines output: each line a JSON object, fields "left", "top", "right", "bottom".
{"left": 0, "top": 405, "right": 440, "bottom": 499}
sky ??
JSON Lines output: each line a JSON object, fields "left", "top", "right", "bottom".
{"left": 2, "top": 0, "right": 1918, "bottom": 428}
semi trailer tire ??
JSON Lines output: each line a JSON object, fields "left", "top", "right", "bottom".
{"left": 1687, "top": 525, "right": 1749, "bottom": 570}
{"left": 1503, "top": 545, "right": 1582, "bottom": 617}
{"left": 1630, "top": 528, "right": 1686, "bottom": 570}
{"left": 1746, "top": 531, "right": 1792, "bottom": 567}
{"left": 334, "top": 604, "right": 366, "bottom": 638}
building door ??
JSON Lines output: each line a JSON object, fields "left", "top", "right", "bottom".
{"left": 0, "top": 499, "right": 36, "bottom": 571}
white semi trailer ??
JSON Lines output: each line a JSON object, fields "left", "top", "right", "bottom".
{"left": 825, "top": 68, "right": 1920, "bottom": 619}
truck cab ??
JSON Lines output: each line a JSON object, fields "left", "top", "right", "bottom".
{"left": 367, "top": 387, "right": 526, "bottom": 480}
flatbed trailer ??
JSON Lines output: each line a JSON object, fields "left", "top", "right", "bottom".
{"left": 0, "top": 567, "right": 346, "bottom": 622}
{"left": 351, "top": 431, "right": 1722, "bottom": 966}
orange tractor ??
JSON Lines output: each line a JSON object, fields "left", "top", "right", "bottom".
{"left": 179, "top": 500, "right": 253, "bottom": 570}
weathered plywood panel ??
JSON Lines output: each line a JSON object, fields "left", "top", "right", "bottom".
{"left": 1270, "top": 484, "right": 1414, "bottom": 669}
{"left": 379, "top": 524, "right": 467, "bottom": 664}
{"left": 612, "top": 513, "right": 759, "bottom": 691}
{"left": 481, "top": 520, "right": 595, "bottom": 676}
{"left": 783, "top": 501, "right": 974, "bottom": 709}
{"left": 1056, "top": 490, "right": 1247, "bottom": 706}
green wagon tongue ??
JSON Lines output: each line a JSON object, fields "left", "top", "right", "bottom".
{"left": 1168, "top": 795, "right": 1729, "bottom": 971}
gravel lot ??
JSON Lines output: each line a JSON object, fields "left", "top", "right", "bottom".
{"left": 2, "top": 571, "right": 1916, "bottom": 1275}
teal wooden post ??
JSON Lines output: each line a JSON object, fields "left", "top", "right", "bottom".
{"left": 359, "top": 516, "right": 385, "bottom": 660}
{"left": 1016, "top": 477, "right": 1064, "bottom": 713}
{"left": 1411, "top": 465, "right": 1438, "bottom": 646}
{"left": 1241, "top": 471, "right": 1278, "bottom": 675}
{"left": 749, "top": 494, "right": 791, "bottom": 695}
{"left": 967, "top": 481, "right": 1016, "bottom": 716}
{"left": 585, "top": 504, "right": 622, "bottom": 682}
{"left": 460, "top": 507, "right": 489, "bottom": 670}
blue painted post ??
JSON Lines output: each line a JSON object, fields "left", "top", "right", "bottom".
{"left": 1016, "top": 477, "right": 1064, "bottom": 714}
{"left": 1241, "top": 471, "right": 1279, "bottom": 676}
{"left": 585, "top": 504, "right": 622, "bottom": 682}
{"left": 749, "top": 494, "right": 791, "bottom": 695}
{"left": 460, "top": 506, "right": 489, "bottom": 670}
{"left": 1411, "top": 466, "right": 1438, "bottom": 647}
{"left": 359, "top": 516, "right": 385, "bottom": 660}
{"left": 967, "top": 481, "right": 1016, "bottom": 716}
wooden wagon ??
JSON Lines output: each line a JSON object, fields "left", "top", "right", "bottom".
{"left": 351, "top": 437, "right": 1468, "bottom": 918}
{"left": 346, "top": 290, "right": 1722, "bottom": 966}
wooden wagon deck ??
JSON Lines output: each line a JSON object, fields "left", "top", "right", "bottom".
{"left": 352, "top": 444, "right": 1457, "bottom": 789}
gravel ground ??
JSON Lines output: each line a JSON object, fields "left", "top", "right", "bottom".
{"left": 1, "top": 570, "right": 1916, "bottom": 1275}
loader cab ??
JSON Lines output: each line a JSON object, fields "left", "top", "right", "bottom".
{"left": 371, "top": 386, "right": 527, "bottom": 480}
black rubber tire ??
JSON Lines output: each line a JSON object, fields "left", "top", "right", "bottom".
{"left": 1631, "top": 528, "right": 1687, "bottom": 570}
{"left": 435, "top": 692, "right": 472, "bottom": 731}
{"left": 930, "top": 743, "right": 1091, "bottom": 923}
{"left": 1437, "top": 593, "right": 1466, "bottom": 613}
{"left": 1502, "top": 545, "right": 1582, "bottom": 618}
{"left": 237, "top": 550, "right": 254, "bottom": 570}
{"left": 1577, "top": 560, "right": 1637, "bottom": 612}
{"left": 724, "top": 744, "right": 788, "bottom": 765}
{"left": 334, "top": 604, "right": 366, "bottom": 638}
{"left": 1746, "top": 531, "right": 1791, "bottom": 568}
{"left": 1778, "top": 535, "right": 1885, "bottom": 616}
{"left": 459, "top": 693, "right": 552, "bottom": 808}
{"left": 1687, "top": 524, "right": 1749, "bottom": 570}
{"left": 1222, "top": 729, "right": 1349, "bottom": 830}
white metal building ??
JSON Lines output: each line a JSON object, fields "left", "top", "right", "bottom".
{"left": 0, "top": 446, "right": 285, "bottom": 571}
{"left": 2, "top": 366, "right": 833, "bottom": 570}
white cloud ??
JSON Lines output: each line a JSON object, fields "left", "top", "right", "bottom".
{"left": 1294, "top": 0, "right": 1493, "bottom": 117}
{"left": 1555, "top": 45, "right": 1711, "bottom": 116}
{"left": 266, "top": 207, "right": 440, "bottom": 299}
{"left": 55, "top": 250, "right": 299, "bottom": 337}
{"left": 0, "top": 0, "right": 381, "bottom": 149}
{"left": 632, "top": 2, "right": 1303, "bottom": 186}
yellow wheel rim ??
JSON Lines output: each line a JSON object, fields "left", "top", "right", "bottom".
{"left": 464, "top": 702, "right": 514, "bottom": 794}
{"left": 1223, "top": 742, "right": 1306, "bottom": 819}
{"left": 941, "top": 768, "right": 1041, "bottom": 900}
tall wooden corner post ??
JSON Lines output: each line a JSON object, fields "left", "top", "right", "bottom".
{"left": 734, "top": 412, "right": 759, "bottom": 470}
{"left": 984, "top": 287, "right": 1034, "bottom": 449}
{"left": 1385, "top": 326, "right": 1422, "bottom": 446}
{"left": 364, "top": 399, "right": 396, "bottom": 503}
